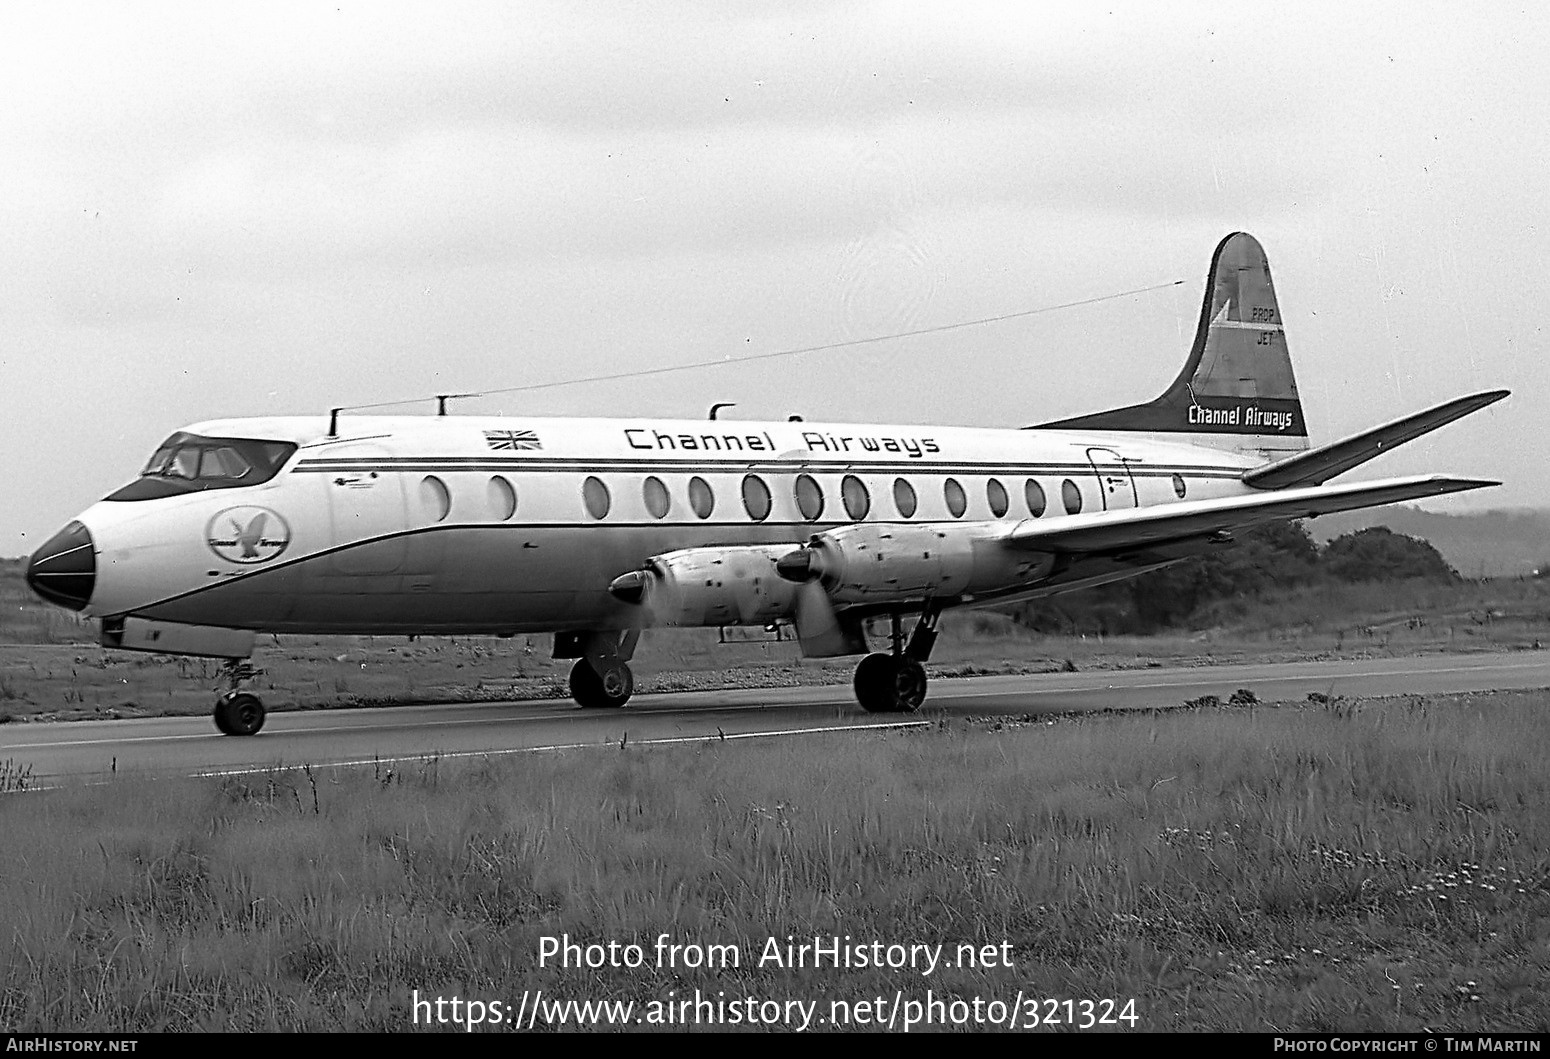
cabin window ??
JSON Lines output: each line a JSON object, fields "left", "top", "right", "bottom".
{"left": 893, "top": 478, "right": 917, "bottom": 519}
{"left": 688, "top": 476, "right": 715, "bottom": 519}
{"left": 944, "top": 477, "right": 967, "bottom": 518}
{"left": 841, "top": 475, "right": 870, "bottom": 521}
{"left": 420, "top": 475, "right": 451, "bottom": 522}
{"left": 1025, "top": 478, "right": 1046, "bottom": 517}
{"left": 742, "top": 475, "right": 771, "bottom": 522}
{"left": 487, "top": 475, "right": 517, "bottom": 521}
{"left": 583, "top": 476, "right": 611, "bottom": 520}
{"left": 795, "top": 474, "right": 824, "bottom": 521}
{"left": 1173, "top": 473, "right": 1187, "bottom": 499}
{"left": 986, "top": 478, "right": 1009, "bottom": 518}
{"left": 1061, "top": 478, "right": 1082, "bottom": 515}
{"left": 643, "top": 476, "right": 671, "bottom": 519}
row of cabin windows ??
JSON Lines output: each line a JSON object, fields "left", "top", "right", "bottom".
{"left": 413, "top": 471, "right": 1190, "bottom": 523}
{"left": 589, "top": 473, "right": 1072, "bottom": 523}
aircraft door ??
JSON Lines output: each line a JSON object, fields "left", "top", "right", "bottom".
{"left": 1086, "top": 447, "right": 1138, "bottom": 510}
{"left": 324, "top": 444, "right": 408, "bottom": 574}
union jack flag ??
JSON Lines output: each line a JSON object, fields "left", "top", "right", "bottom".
{"left": 484, "top": 429, "right": 542, "bottom": 451}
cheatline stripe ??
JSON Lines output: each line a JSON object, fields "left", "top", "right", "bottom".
{"left": 294, "top": 458, "right": 1247, "bottom": 478}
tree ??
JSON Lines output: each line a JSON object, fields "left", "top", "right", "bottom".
{"left": 1320, "top": 527, "right": 1459, "bottom": 583}
{"left": 1127, "top": 520, "right": 1321, "bottom": 627}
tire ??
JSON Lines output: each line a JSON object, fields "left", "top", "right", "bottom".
{"left": 853, "top": 653, "right": 898, "bottom": 713}
{"left": 570, "top": 659, "right": 633, "bottom": 708}
{"left": 893, "top": 658, "right": 928, "bottom": 713}
{"left": 214, "top": 691, "right": 265, "bottom": 736}
{"left": 853, "top": 653, "right": 928, "bottom": 714}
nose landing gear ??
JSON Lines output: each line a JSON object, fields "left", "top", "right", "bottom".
{"left": 213, "top": 660, "right": 266, "bottom": 736}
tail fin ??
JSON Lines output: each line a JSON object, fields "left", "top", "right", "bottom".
{"left": 1036, "top": 232, "right": 1309, "bottom": 459}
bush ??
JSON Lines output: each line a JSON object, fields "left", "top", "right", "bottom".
{"left": 1322, "top": 527, "right": 1459, "bottom": 583}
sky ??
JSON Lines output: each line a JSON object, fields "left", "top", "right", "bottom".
{"left": 4, "top": 2, "right": 1547, "bottom": 557}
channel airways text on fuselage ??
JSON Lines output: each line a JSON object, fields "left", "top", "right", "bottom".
{"left": 624, "top": 426, "right": 941, "bottom": 459}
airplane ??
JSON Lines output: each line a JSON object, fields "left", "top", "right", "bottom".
{"left": 24, "top": 232, "right": 1507, "bottom": 736}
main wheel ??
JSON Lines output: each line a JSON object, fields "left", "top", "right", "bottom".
{"left": 569, "top": 659, "right": 634, "bottom": 708}
{"left": 853, "top": 654, "right": 928, "bottom": 714}
{"left": 214, "top": 691, "right": 266, "bottom": 736}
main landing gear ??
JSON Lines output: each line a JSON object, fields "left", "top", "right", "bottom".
{"left": 569, "top": 658, "right": 634, "bottom": 709}
{"left": 213, "top": 660, "right": 266, "bottom": 736}
{"left": 557, "top": 630, "right": 639, "bottom": 709}
{"left": 853, "top": 608, "right": 941, "bottom": 714}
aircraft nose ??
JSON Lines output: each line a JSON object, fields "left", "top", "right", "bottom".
{"left": 26, "top": 521, "right": 96, "bottom": 611}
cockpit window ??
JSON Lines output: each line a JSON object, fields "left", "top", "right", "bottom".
{"left": 199, "top": 447, "right": 253, "bottom": 480}
{"left": 107, "top": 432, "right": 297, "bottom": 501}
{"left": 169, "top": 447, "right": 202, "bottom": 480}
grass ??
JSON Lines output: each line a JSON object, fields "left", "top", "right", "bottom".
{"left": 1, "top": 689, "right": 1546, "bottom": 1031}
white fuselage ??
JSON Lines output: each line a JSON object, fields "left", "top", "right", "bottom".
{"left": 70, "top": 414, "right": 1260, "bottom": 635}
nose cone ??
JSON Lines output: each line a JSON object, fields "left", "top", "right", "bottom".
{"left": 608, "top": 569, "right": 649, "bottom": 605}
{"left": 26, "top": 521, "right": 96, "bottom": 611}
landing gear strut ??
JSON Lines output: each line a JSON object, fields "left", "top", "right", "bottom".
{"left": 557, "top": 630, "right": 639, "bottom": 709}
{"left": 213, "top": 660, "right": 266, "bottom": 736}
{"left": 853, "top": 607, "right": 941, "bottom": 714}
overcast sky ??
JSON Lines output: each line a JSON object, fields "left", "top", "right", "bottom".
{"left": 4, "top": 2, "right": 1546, "bottom": 556}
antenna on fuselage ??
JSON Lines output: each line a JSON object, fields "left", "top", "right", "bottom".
{"left": 328, "top": 408, "right": 341, "bottom": 437}
{"left": 709, "top": 402, "right": 735, "bottom": 420}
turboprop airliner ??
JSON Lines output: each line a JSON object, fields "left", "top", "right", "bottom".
{"left": 25, "top": 233, "right": 1506, "bottom": 735}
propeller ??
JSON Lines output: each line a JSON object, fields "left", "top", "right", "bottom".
{"left": 792, "top": 580, "right": 856, "bottom": 657}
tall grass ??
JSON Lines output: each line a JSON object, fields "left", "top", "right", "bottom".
{"left": 1, "top": 690, "right": 1546, "bottom": 1031}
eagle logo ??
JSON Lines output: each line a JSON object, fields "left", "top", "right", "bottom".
{"left": 206, "top": 507, "right": 291, "bottom": 564}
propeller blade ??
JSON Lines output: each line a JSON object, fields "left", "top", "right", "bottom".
{"left": 792, "top": 582, "right": 864, "bottom": 657}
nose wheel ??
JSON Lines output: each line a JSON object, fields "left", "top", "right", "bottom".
{"left": 213, "top": 660, "right": 266, "bottom": 736}
{"left": 213, "top": 690, "right": 266, "bottom": 736}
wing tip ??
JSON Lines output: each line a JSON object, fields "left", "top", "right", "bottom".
{"left": 1430, "top": 476, "right": 1501, "bottom": 491}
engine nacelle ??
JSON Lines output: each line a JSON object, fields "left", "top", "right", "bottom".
{"left": 777, "top": 522, "right": 1054, "bottom": 604}
{"left": 608, "top": 544, "right": 802, "bottom": 627}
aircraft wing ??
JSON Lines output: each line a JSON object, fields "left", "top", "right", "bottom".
{"left": 1005, "top": 474, "right": 1496, "bottom": 554}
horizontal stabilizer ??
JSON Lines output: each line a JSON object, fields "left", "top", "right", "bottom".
{"left": 1243, "top": 390, "right": 1509, "bottom": 489}
{"left": 1007, "top": 475, "right": 1496, "bottom": 554}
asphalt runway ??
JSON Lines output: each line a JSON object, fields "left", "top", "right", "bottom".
{"left": 4, "top": 651, "right": 1548, "bottom": 785}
